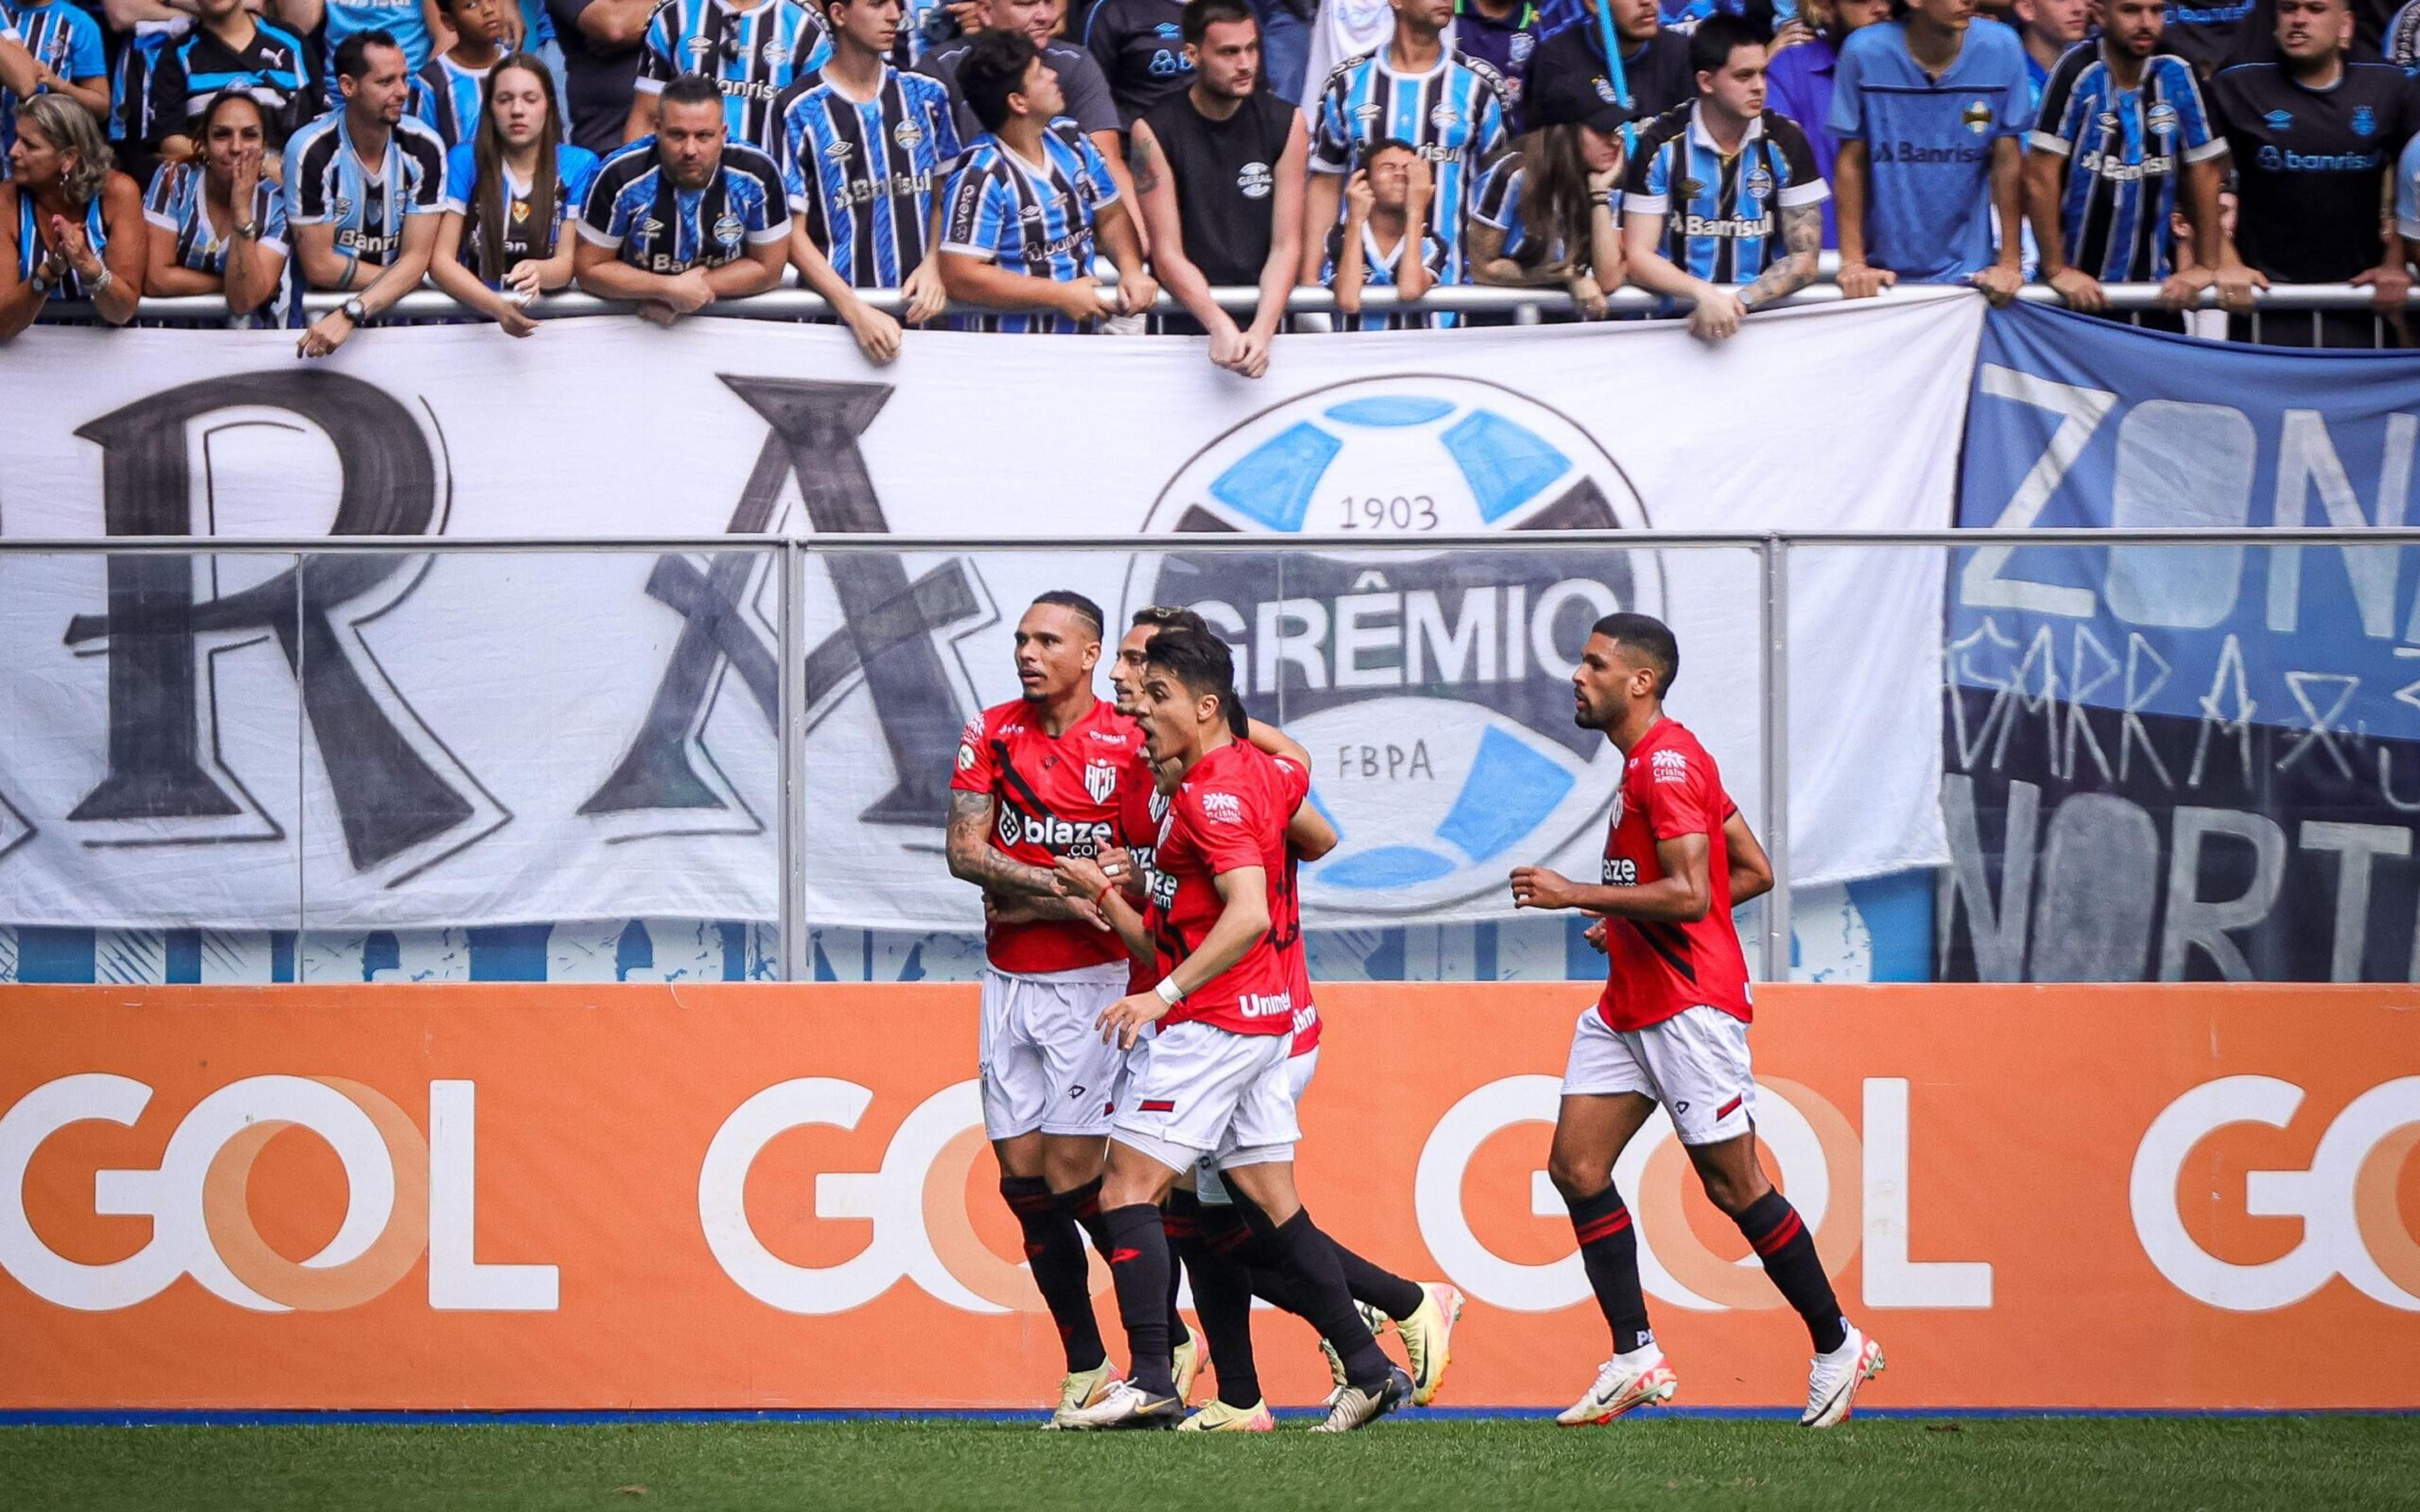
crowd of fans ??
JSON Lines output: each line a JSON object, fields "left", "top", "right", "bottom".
{"left": 1, "top": 0, "right": 2414, "bottom": 358}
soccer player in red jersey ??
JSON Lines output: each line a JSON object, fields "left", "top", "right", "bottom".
{"left": 1509, "top": 612, "right": 1886, "bottom": 1429}
{"left": 945, "top": 589, "right": 1172, "bottom": 1428}
{"left": 1056, "top": 629, "right": 1410, "bottom": 1432}
{"left": 1062, "top": 607, "right": 1461, "bottom": 1430}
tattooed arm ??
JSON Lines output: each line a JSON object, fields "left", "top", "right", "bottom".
{"left": 945, "top": 789, "right": 1064, "bottom": 899}
{"left": 1739, "top": 199, "right": 1822, "bottom": 313}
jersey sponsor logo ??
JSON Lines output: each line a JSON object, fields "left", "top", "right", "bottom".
{"left": 2256, "top": 144, "right": 2382, "bottom": 171}
{"left": 1509, "top": 30, "right": 1534, "bottom": 65}
{"left": 333, "top": 195, "right": 355, "bottom": 218}
{"left": 2350, "top": 104, "right": 2377, "bottom": 138}
{"left": 1679, "top": 212, "right": 1772, "bottom": 238}
{"left": 1083, "top": 759, "right": 1119, "bottom": 804}
{"left": 1198, "top": 791, "right": 1242, "bottom": 824}
{"left": 1651, "top": 748, "right": 1688, "bottom": 784}
{"left": 2077, "top": 151, "right": 2173, "bottom": 181}
{"left": 1154, "top": 21, "right": 1181, "bottom": 37}
{"left": 1238, "top": 990, "right": 1293, "bottom": 1019}
{"left": 1871, "top": 139, "right": 1983, "bottom": 164}
{"left": 1593, "top": 74, "right": 1616, "bottom": 103}
{"left": 824, "top": 137, "right": 854, "bottom": 161}
{"left": 1601, "top": 856, "right": 1638, "bottom": 885}
{"left": 2263, "top": 108, "right": 2293, "bottom": 132}
{"left": 2097, "top": 110, "right": 2121, "bottom": 134}
{"left": 1237, "top": 161, "right": 1274, "bottom": 199}
{"left": 1961, "top": 100, "right": 1991, "bottom": 135}
{"left": 1148, "top": 48, "right": 1187, "bottom": 77}
{"left": 996, "top": 802, "right": 1115, "bottom": 853}
{"left": 1354, "top": 101, "right": 1385, "bottom": 122}
{"left": 1130, "top": 374, "right": 1660, "bottom": 916}
{"left": 687, "top": 36, "right": 715, "bottom": 60}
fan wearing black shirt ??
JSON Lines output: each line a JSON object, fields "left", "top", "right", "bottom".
{"left": 1087, "top": 0, "right": 1196, "bottom": 126}
{"left": 1522, "top": 0, "right": 1697, "bottom": 123}
{"left": 2208, "top": 0, "right": 2416, "bottom": 345}
{"left": 1131, "top": 0, "right": 1305, "bottom": 372}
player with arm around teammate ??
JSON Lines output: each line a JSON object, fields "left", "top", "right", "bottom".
{"left": 1059, "top": 606, "right": 1463, "bottom": 1429}
{"left": 1509, "top": 612, "right": 1884, "bottom": 1429}
{"left": 1059, "top": 629, "right": 1412, "bottom": 1432}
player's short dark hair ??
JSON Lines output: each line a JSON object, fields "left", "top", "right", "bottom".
{"left": 1131, "top": 604, "right": 1211, "bottom": 637}
{"left": 333, "top": 29, "right": 401, "bottom": 80}
{"left": 960, "top": 28, "right": 1039, "bottom": 133}
{"left": 1593, "top": 612, "right": 1678, "bottom": 698}
{"left": 1690, "top": 12, "right": 1765, "bottom": 75}
{"left": 1030, "top": 590, "right": 1104, "bottom": 641}
{"left": 1182, "top": 0, "right": 1256, "bottom": 45}
{"left": 1142, "top": 628, "right": 1238, "bottom": 712}
{"left": 659, "top": 72, "right": 727, "bottom": 115}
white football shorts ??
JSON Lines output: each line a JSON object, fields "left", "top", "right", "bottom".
{"left": 978, "top": 963, "right": 1128, "bottom": 1140}
{"left": 1110, "top": 1020, "right": 1299, "bottom": 1172}
{"left": 1563, "top": 1005, "right": 1757, "bottom": 1147}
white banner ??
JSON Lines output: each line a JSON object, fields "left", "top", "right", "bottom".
{"left": 0, "top": 294, "right": 1975, "bottom": 932}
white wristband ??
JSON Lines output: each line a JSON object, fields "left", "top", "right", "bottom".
{"left": 1153, "top": 976, "right": 1185, "bottom": 1007}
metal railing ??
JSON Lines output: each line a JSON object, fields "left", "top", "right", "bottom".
{"left": 30, "top": 276, "right": 2414, "bottom": 330}
{"left": 9, "top": 525, "right": 2417, "bottom": 984}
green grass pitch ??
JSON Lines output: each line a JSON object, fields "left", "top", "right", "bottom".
{"left": 7, "top": 1416, "right": 2419, "bottom": 1511}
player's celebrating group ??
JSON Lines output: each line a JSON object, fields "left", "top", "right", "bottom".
{"left": 948, "top": 592, "right": 1458, "bottom": 1432}
{"left": 948, "top": 593, "right": 1882, "bottom": 1431}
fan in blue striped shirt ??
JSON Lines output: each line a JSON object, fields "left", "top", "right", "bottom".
{"left": 630, "top": 0, "right": 833, "bottom": 149}
{"left": 1306, "top": 0, "right": 1509, "bottom": 287}
{"left": 140, "top": 88, "right": 296, "bottom": 326}
{"left": 2023, "top": 0, "right": 2227, "bottom": 311}
{"left": 415, "top": 0, "right": 508, "bottom": 148}
{"left": 770, "top": 0, "right": 959, "bottom": 362}
{"left": 1620, "top": 16, "right": 1826, "bottom": 341}
{"left": 0, "top": 0, "right": 107, "bottom": 172}
{"left": 936, "top": 27, "right": 1155, "bottom": 333}
{"left": 574, "top": 72, "right": 793, "bottom": 321}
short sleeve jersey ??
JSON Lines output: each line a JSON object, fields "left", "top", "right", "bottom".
{"left": 1322, "top": 216, "right": 1454, "bottom": 330}
{"left": 415, "top": 55, "right": 492, "bottom": 151}
{"left": 283, "top": 108, "right": 449, "bottom": 266}
{"left": 634, "top": 0, "right": 832, "bottom": 149}
{"left": 1828, "top": 17, "right": 2032, "bottom": 282}
{"left": 952, "top": 697, "right": 1147, "bottom": 976}
{"left": 939, "top": 120, "right": 1120, "bottom": 333}
{"left": 443, "top": 140, "right": 602, "bottom": 283}
{"left": 1622, "top": 101, "right": 1829, "bottom": 285}
{"left": 577, "top": 135, "right": 791, "bottom": 270}
{"left": 1144, "top": 740, "right": 1305, "bottom": 1036}
{"left": 1593, "top": 718, "right": 1750, "bottom": 1033}
{"left": 769, "top": 62, "right": 961, "bottom": 289}
{"left": 2208, "top": 59, "right": 2419, "bottom": 284}
{"left": 142, "top": 158, "right": 294, "bottom": 326}
{"left": 147, "top": 18, "right": 314, "bottom": 146}
{"left": 0, "top": 0, "right": 105, "bottom": 163}
{"left": 1310, "top": 48, "right": 1510, "bottom": 285}
{"left": 2029, "top": 43, "right": 2223, "bottom": 283}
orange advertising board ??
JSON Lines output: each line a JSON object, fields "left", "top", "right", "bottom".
{"left": 1, "top": 982, "right": 2415, "bottom": 1411}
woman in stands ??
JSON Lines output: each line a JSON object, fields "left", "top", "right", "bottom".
{"left": 0, "top": 94, "right": 145, "bottom": 340}
{"left": 1466, "top": 100, "right": 1627, "bottom": 321}
{"left": 140, "top": 89, "right": 295, "bottom": 328}
{"left": 429, "top": 52, "right": 599, "bottom": 337}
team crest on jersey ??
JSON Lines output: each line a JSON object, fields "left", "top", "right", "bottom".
{"left": 2146, "top": 101, "right": 2178, "bottom": 135}
{"left": 1237, "top": 161, "right": 1274, "bottom": 198}
{"left": 956, "top": 740, "right": 977, "bottom": 772}
{"left": 713, "top": 212, "right": 745, "bottom": 245}
{"left": 1431, "top": 102, "right": 1461, "bottom": 129}
{"left": 1594, "top": 75, "right": 1616, "bottom": 103}
{"left": 1083, "top": 759, "right": 1119, "bottom": 804}
{"left": 510, "top": 197, "right": 531, "bottom": 223}
{"left": 763, "top": 38, "right": 784, "bottom": 64}
{"left": 1651, "top": 748, "right": 1688, "bottom": 784}
{"left": 1743, "top": 165, "right": 1773, "bottom": 201}
{"left": 1149, "top": 788, "right": 1171, "bottom": 824}
{"left": 1509, "top": 32, "right": 1534, "bottom": 65}
{"left": 1961, "top": 100, "right": 1990, "bottom": 134}
{"left": 894, "top": 118, "right": 926, "bottom": 150}
{"left": 2352, "top": 105, "right": 2378, "bottom": 137}
{"left": 1607, "top": 785, "right": 1627, "bottom": 830}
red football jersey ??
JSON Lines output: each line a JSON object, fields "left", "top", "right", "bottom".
{"left": 951, "top": 698, "right": 1145, "bottom": 975}
{"left": 1123, "top": 746, "right": 1321, "bottom": 1055}
{"left": 1593, "top": 718, "right": 1753, "bottom": 1033}
{"left": 1144, "top": 740, "right": 1305, "bottom": 1035}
